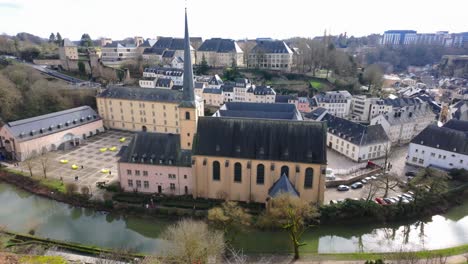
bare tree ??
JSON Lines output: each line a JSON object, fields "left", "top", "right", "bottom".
{"left": 24, "top": 156, "right": 35, "bottom": 177}
{"left": 375, "top": 173, "right": 400, "bottom": 198}
{"left": 363, "top": 64, "right": 384, "bottom": 94}
{"left": 39, "top": 148, "right": 49, "bottom": 178}
{"left": 257, "top": 193, "right": 319, "bottom": 260}
{"left": 362, "top": 179, "right": 381, "bottom": 201}
{"left": 161, "top": 219, "right": 225, "bottom": 264}
{"left": 208, "top": 201, "right": 251, "bottom": 243}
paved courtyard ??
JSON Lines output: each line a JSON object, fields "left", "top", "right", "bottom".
{"left": 14, "top": 130, "right": 134, "bottom": 195}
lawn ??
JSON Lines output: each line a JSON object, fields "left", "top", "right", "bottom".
{"left": 310, "top": 80, "right": 323, "bottom": 90}
{"left": 19, "top": 256, "right": 68, "bottom": 264}
{"left": 38, "top": 178, "right": 65, "bottom": 193}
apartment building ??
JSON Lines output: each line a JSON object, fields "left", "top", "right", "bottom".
{"left": 406, "top": 120, "right": 468, "bottom": 169}
{"left": 313, "top": 91, "right": 352, "bottom": 118}
{"left": 247, "top": 40, "right": 293, "bottom": 71}
{"left": 59, "top": 38, "right": 78, "bottom": 60}
{"left": 197, "top": 38, "right": 244, "bottom": 67}
{"left": 101, "top": 42, "right": 140, "bottom": 66}
{"left": 351, "top": 96, "right": 391, "bottom": 122}
{"left": 141, "top": 67, "right": 184, "bottom": 86}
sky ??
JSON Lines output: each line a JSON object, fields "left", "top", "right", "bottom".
{"left": 0, "top": 0, "right": 467, "bottom": 41}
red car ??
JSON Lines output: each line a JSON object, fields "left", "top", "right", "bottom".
{"left": 375, "top": 197, "right": 388, "bottom": 205}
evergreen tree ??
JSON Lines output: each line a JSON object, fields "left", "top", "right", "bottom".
{"left": 80, "top": 33, "right": 93, "bottom": 47}
{"left": 55, "top": 32, "right": 62, "bottom": 45}
{"left": 48, "top": 33, "right": 56, "bottom": 43}
{"left": 197, "top": 54, "right": 209, "bottom": 75}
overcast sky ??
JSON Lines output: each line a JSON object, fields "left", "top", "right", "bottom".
{"left": 1, "top": 0, "right": 467, "bottom": 41}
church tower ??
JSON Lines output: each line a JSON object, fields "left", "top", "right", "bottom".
{"left": 179, "top": 8, "right": 202, "bottom": 150}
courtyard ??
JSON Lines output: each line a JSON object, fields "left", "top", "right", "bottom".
{"left": 11, "top": 130, "right": 134, "bottom": 196}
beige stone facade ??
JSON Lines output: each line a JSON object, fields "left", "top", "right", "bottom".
{"left": 192, "top": 156, "right": 325, "bottom": 204}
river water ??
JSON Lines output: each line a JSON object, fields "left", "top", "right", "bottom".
{"left": 0, "top": 183, "right": 467, "bottom": 254}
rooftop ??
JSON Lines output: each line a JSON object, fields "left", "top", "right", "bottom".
{"left": 198, "top": 38, "right": 243, "bottom": 53}
{"left": 252, "top": 40, "right": 293, "bottom": 54}
{"left": 214, "top": 102, "right": 302, "bottom": 120}
{"left": 120, "top": 132, "right": 191, "bottom": 167}
{"left": 97, "top": 86, "right": 183, "bottom": 103}
{"left": 193, "top": 117, "right": 327, "bottom": 164}
{"left": 411, "top": 123, "right": 468, "bottom": 156}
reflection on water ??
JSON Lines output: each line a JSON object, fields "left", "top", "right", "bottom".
{"left": 0, "top": 183, "right": 467, "bottom": 254}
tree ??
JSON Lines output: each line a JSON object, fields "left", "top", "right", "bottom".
{"left": 197, "top": 54, "right": 209, "bottom": 75}
{"left": 55, "top": 32, "right": 62, "bottom": 46}
{"left": 19, "top": 47, "right": 41, "bottom": 62}
{"left": 80, "top": 33, "right": 93, "bottom": 47}
{"left": 48, "top": 33, "right": 56, "bottom": 43}
{"left": 362, "top": 64, "right": 383, "bottom": 93}
{"left": 39, "top": 149, "right": 49, "bottom": 178}
{"left": 208, "top": 201, "right": 251, "bottom": 243}
{"left": 411, "top": 168, "right": 449, "bottom": 195}
{"left": 24, "top": 156, "right": 35, "bottom": 177}
{"left": 80, "top": 186, "right": 91, "bottom": 198}
{"left": 161, "top": 219, "right": 225, "bottom": 263}
{"left": 258, "top": 194, "right": 319, "bottom": 259}
{"left": 362, "top": 179, "right": 381, "bottom": 201}
{"left": 375, "top": 173, "right": 400, "bottom": 198}
{"left": 77, "top": 61, "right": 86, "bottom": 77}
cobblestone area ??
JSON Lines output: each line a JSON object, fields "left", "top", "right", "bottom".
{"left": 14, "top": 130, "right": 134, "bottom": 195}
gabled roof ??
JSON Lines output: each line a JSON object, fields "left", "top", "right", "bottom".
{"left": 251, "top": 86, "right": 275, "bottom": 95}
{"left": 315, "top": 90, "right": 352, "bottom": 103}
{"left": 208, "top": 75, "right": 224, "bottom": 85}
{"left": 120, "top": 132, "right": 191, "bottom": 167}
{"left": 203, "top": 88, "right": 222, "bottom": 94}
{"left": 97, "top": 86, "right": 183, "bottom": 103}
{"left": 4, "top": 106, "right": 100, "bottom": 141}
{"left": 268, "top": 173, "right": 300, "bottom": 198}
{"left": 251, "top": 40, "right": 293, "bottom": 54}
{"left": 193, "top": 117, "right": 327, "bottom": 164}
{"left": 221, "top": 84, "right": 234, "bottom": 92}
{"left": 198, "top": 38, "right": 242, "bottom": 53}
{"left": 275, "top": 94, "right": 296, "bottom": 103}
{"left": 162, "top": 50, "right": 176, "bottom": 58}
{"left": 143, "top": 47, "right": 166, "bottom": 55}
{"left": 154, "top": 37, "right": 194, "bottom": 51}
{"left": 144, "top": 67, "right": 183, "bottom": 76}
{"left": 443, "top": 119, "right": 468, "bottom": 132}
{"left": 155, "top": 78, "right": 173, "bottom": 87}
{"left": 304, "top": 107, "right": 328, "bottom": 121}
{"left": 411, "top": 124, "right": 468, "bottom": 155}
{"left": 323, "top": 114, "right": 390, "bottom": 146}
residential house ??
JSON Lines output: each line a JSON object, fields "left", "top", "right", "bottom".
{"left": 406, "top": 120, "right": 468, "bottom": 169}
{"left": 118, "top": 132, "right": 192, "bottom": 195}
{"left": 197, "top": 38, "right": 244, "bottom": 67}
{"left": 101, "top": 42, "right": 141, "bottom": 67}
{"left": 142, "top": 67, "right": 184, "bottom": 86}
{"left": 370, "top": 102, "right": 436, "bottom": 145}
{"left": 192, "top": 117, "right": 327, "bottom": 204}
{"left": 59, "top": 38, "right": 78, "bottom": 61}
{"left": 247, "top": 40, "right": 293, "bottom": 71}
{"left": 314, "top": 91, "right": 352, "bottom": 118}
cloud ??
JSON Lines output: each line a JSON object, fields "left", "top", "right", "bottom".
{"left": 0, "top": 2, "right": 21, "bottom": 9}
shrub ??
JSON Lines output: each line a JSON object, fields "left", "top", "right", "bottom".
{"left": 65, "top": 183, "right": 78, "bottom": 195}
{"left": 80, "top": 186, "right": 90, "bottom": 196}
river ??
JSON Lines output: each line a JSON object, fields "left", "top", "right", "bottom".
{"left": 0, "top": 183, "right": 467, "bottom": 254}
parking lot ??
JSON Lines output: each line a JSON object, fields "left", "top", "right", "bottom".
{"left": 325, "top": 145, "right": 419, "bottom": 204}
{"left": 14, "top": 130, "right": 134, "bottom": 196}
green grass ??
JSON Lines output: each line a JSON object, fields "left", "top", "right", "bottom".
{"left": 19, "top": 256, "right": 68, "bottom": 264}
{"left": 310, "top": 80, "right": 323, "bottom": 90}
{"left": 38, "top": 178, "right": 65, "bottom": 193}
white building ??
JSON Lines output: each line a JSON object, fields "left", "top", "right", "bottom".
{"left": 406, "top": 120, "right": 468, "bottom": 169}
{"left": 142, "top": 67, "right": 184, "bottom": 86}
{"left": 322, "top": 114, "right": 391, "bottom": 162}
{"left": 101, "top": 42, "right": 141, "bottom": 66}
{"left": 247, "top": 39, "right": 293, "bottom": 71}
{"left": 351, "top": 96, "right": 392, "bottom": 122}
{"left": 314, "top": 91, "right": 352, "bottom": 118}
{"left": 370, "top": 103, "right": 436, "bottom": 145}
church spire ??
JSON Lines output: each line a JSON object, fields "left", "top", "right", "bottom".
{"left": 181, "top": 8, "right": 195, "bottom": 106}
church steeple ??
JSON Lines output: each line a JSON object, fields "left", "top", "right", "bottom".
{"left": 181, "top": 8, "right": 195, "bottom": 107}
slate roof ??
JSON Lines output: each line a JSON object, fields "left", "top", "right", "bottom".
{"left": 97, "top": 86, "right": 183, "bottom": 103}
{"left": 443, "top": 119, "right": 468, "bottom": 132}
{"left": 120, "top": 132, "right": 191, "bottom": 167}
{"left": 162, "top": 50, "right": 176, "bottom": 58}
{"left": 221, "top": 84, "right": 234, "bottom": 92}
{"left": 268, "top": 173, "right": 300, "bottom": 197}
{"left": 379, "top": 105, "right": 434, "bottom": 125}
{"left": 411, "top": 124, "right": 468, "bottom": 156}
{"left": 382, "top": 97, "right": 421, "bottom": 108}
{"left": 209, "top": 75, "right": 224, "bottom": 85}
{"left": 4, "top": 106, "right": 100, "bottom": 141}
{"left": 144, "top": 67, "right": 183, "bottom": 76}
{"left": 62, "top": 38, "right": 76, "bottom": 47}
{"left": 216, "top": 102, "right": 302, "bottom": 120}
{"left": 143, "top": 47, "right": 166, "bottom": 55}
{"left": 315, "top": 90, "right": 352, "bottom": 103}
{"left": 252, "top": 40, "right": 293, "bottom": 54}
{"left": 275, "top": 94, "right": 296, "bottom": 103}
{"left": 193, "top": 117, "right": 327, "bottom": 164}
{"left": 154, "top": 37, "right": 186, "bottom": 50}
{"left": 203, "top": 88, "right": 222, "bottom": 94}
{"left": 198, "top": 38, "right": 242, "bottom": 53}
{"left": 155, "top": 78, "right": 173, "bottom": 87}
{"left": 304, "top": 107, "right": 327, "bottom": 121}
{"left": 194, "top": 82, "right": 206, "bottom": 89}
{"left": 248, "top": 86, "right": 275, "bottom": 95}
{"left": 323, "top": 114, "right": 390, "bottom": 146}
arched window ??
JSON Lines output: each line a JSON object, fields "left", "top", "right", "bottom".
{"left": 212, "top": 161, "right": 220, "bottom": 181}
{"left": 185, "top": 111, "right": 190, "bottom": 120}
{"left": 281, "top": 165, "right": 289, "bottom": 177}
{"left": 234, "top": 162, "right": 242, "bottom": 182}
{"left": 256, "top": 164, "right": 265, "bottom": 184}
{"left": 304, "top": 168, "right": 314, "bottom": 188}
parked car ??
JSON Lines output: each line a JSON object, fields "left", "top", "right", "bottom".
{"left": 351, "top": 182, "right": 364, "bottom": 189}
{"left": 375, "top": 197, "right": 387, "bottom": 205}
{"left": 383, "top": 198, "right": 395, "bottom": 204}
{"left": 405, "top": 171, "right": 417, "bottom": 177}
{"left": 370, "top": 176, "right": 377, "bottom": 180}
{"left": 337, "top": 185, "right": 350, "bottom": 191}
{"left": 326, "top": 168, "right": 336, "bottom": 181}
{"left": 365, "top": 177, "right": 372, "bottom": 181}
{"left": 389, "top": 197, "right": 399, "bottom": 204}
{"left": 407, "top": 191, "right": 415, "bottom": 196}
{"left": 361, "top": 179, "right": 368, "bottom": 184}
{"left": 330, "top": 200, "right": 338, "bottom": 205}
{"left": 400, "top": 198, "right": 410, "bottom": 204}
{"left": 403, "top": 193, "right": 414, "bottom": 201}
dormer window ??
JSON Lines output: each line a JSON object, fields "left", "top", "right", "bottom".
{"left": 215, "top": 145, "right": 220, "bottom": 152}
{"left": 436, "top": 144, "right": 440, "bottom": 148}
{"left": 420, "top": 141, "right": 424, "bottom": 144}
{"left": 87, "top": 115, "right": 91, "bottom": 120}
{"left": 57, "top": 123, "right": 62, "bottom": 128}
{"left": 235, "top": 146, "right": 241, "bottom": 153}
{"left": 30, "top": 130, "right": 35, "bottom": 136}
